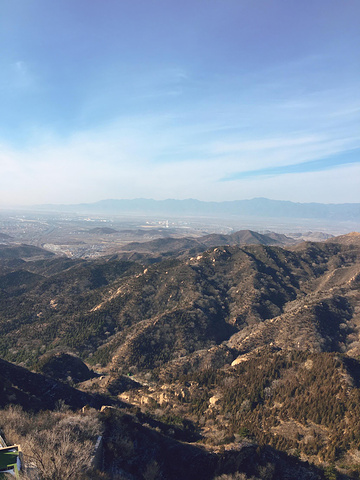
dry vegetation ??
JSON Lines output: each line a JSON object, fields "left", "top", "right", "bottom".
{"left": 1, "top": 234, "right": 360, "bottom": 478}
{"left": 0, "top": 405, "right": 102, "bottom": 480}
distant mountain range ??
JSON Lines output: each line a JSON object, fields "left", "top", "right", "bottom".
{"left": 33, "top": 198, "right": 360, "bottom": 221}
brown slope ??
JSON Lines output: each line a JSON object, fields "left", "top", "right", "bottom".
{"left": 117, "top": 230, "right": 295, "bottom": 258}
{"left": 201, "top": 230, "right": 295, "bottom": 247}
{"left": 326, "top": 231, "right": 360, "bottom": 246}
{"left": 118, "top": 236, "right": 205, "bottom": 254}
{"left": 0, "top": 244, "right": 54, "bottom": 260}
{"left": 1, "top": 237, "right": 360, "bottom": 376}
{"left": 0, "top": 357, "right": 111, "bottom": 412}
{"left": 94, "top": 244, "right": 319, "bottom": 373}
{"left": 228, "top": 240, "right": 360, "bottom": 359}
{"left": 106, "top": 239, "right": 360, "bottom": 374}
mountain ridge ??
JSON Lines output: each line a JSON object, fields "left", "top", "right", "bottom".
{"left": 0, "top": 233, "right": 359, "bottom": 371}
{"left": 115, "top": 229, "right": 296, "bottom": 259}
{"left": 1, "top": 232, "right": 360, "bottom": 478}
{"left": 30, "top": 197, "right": 360, "bottom": 221}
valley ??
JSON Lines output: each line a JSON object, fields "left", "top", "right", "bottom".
{"left": 1, "top": 213, "right": 360, "bottom": 479}
{"left": 0, "top": 207, "right": 347, "bottom": 259}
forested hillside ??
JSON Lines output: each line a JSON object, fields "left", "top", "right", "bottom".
{"left": 0, "top": 233, "right": 360, "bottom": 478}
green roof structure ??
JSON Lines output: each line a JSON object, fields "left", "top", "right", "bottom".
{"left": 0, "top": 445, "right": 22, "bottom": 479}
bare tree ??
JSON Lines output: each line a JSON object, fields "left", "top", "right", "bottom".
{"left": 0, "top": 407, "right": 102, "bottom": 480}
{"left": 24, "top": 425, "right": 94, "bottom": 480}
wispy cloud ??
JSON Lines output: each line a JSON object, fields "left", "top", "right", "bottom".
{"left": 1, "top": 119, "right": 360, "bottom": 206}
{"left": 221, "top": 148, "right": 360, "bottom": 181}
{"left": 1, "top": 52, "right": 360, "bottom": 206}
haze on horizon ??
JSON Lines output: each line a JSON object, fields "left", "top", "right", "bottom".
{"left": 1, "top": 0, "right": 359, "bottom": 207}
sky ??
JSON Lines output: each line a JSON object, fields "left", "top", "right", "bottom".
{"left": 1, "top": 0, "right": 359, "bottom": 206}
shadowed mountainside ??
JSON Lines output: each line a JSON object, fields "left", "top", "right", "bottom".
{"left": 0, "top": 357, "right": 114, "bottom": 412}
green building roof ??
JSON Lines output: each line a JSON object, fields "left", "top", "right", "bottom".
{"left": 0, "top": 446, "right": 20, "bottom": 477}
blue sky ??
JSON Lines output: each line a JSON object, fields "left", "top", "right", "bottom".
{"left": 1, "top": 0, "right": 359, "bottom": 206}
